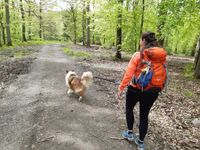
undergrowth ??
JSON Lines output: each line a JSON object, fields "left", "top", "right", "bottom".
{"left": 63, "top": 48, "right": 91, "bottom": 58}
{"left": 182, "top": 63, "right": 195, "bottom": 79}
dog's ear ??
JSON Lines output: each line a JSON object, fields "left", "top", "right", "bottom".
{"left": 65, "top": 70, "right": 69, "bottom": 74}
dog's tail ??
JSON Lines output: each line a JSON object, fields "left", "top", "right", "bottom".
{"left": 81, "top": 71, "right": 93, "bottom": 88}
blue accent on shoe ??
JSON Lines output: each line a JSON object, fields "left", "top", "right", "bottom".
{"left": 121, "top": 130, "right": 135, "bottom": 141}
{"left": 135, "top": 138, "right": 145, "bottom": 150}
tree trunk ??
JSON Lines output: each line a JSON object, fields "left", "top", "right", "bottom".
{"left": 4, "top": 0, "right": 12, "bottom": 46}
{"left": 132, "top": 0, "right": 139, "bottom": 52}
{"left": 174, "top": 40, "right": 179, "bottom": 54}
{"left": 86, "top": 0, "right": 90, "bottom": 47}
{"left": 71, "top": 5, "right": 77, "bottom": 44}
{"left": 92, "top": 0, "right": 95, "bottom": 44}
{"left": 0, "top": 2, "right": 6, "bottom": 45}
{"left": 157, "top": 24, "right": 164, "bottom": 46}
{"left": 0, "top": 28, "right": 2, "bottom": 47}
{"left": 115, "top": 0, "right": 123, "bottom": 59}
{"left": 194, "top": 37, "right": 200, "bottom": 78}
{"left": 11, "top": 1, "right": 17, "bottom": 39}
{"left": 82, "top": 0, "right": 86, "bottom": 46}
{"left": 190, "top": 41, "right": 197, "bottom": 56}
{"left": 194, "top": 35, "right": 200, "bottom": 79}
{"left": 126, "top": 0, "right": 129, "bottom": 10}
{"left": 28, "top": 0, "right": 31, "bottom": 40}
{"left": 140, "top": 0, "right": 145, "bottom": 38}
{"left": 1, "top": 22, "right": 6, "bottom": 45}
{"left": 138, "top": 0, "right": 145, "bottom": 50}
{"left": 157, "top": 0, "right": 167, "bottom": 47}
{"left": 20, "top": 0, "right": 27, "bottom": 42}
{"left": 39, "top": 0, "right": 42, "bottom": 40}
{"left": 163, "top": 36, "right": 168, "bottom": 48}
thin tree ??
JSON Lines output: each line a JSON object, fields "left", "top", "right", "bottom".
{"left": 0, "top": 1, "right": 2, "bottom": 47}
{"left": 194, "top": 35, "right": 200, "bottom": 79}
{"left": 11, "top": 1, "right": 17, "bottom": 39}
{"left": 2, "top": 25, "right": 5, "bottom": 45}
{"left": 82, "top": 0, "right": 86, "bottom": 46}
{"left": 4, "top": 0, "right": 12, "bottom": 46}
{"left": 0, "top": 1, "right": 6, "bottom": 45}
{"left": 138, "top": 0, "right": 145, "bottom": 50}
{"left": 20, "top": 0, "right": 27, "bottom": 42}
{"left": 70, "top": 4, "right": 77, "bottom": 44}
{"left": 92, "top": 0, "right": 95, "bottom": 44}
{"left": 27, "top": 0, "right": 31, "bottom": 40}
{"left": 157, "top": 0, "right": 167, "bottom": 47}
{"left": 0, "top": 21, "right": 6, "bottom": 45}
{"left": 115, "top": 0, "right": 123, "bottom": 59}
{"left": 132, "top": 0, "right": 139, "bottom": 51}
{"left": 39, "top": 0, "right": 42, "bottom": 39}
{"left": 0, "top": 27, "right": 2, "bottom": 47}
{"left": 86, "top": 0, "right": 90, "bottom": 47}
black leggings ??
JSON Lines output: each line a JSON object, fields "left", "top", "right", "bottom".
{"left": 126, "top": 86, "right": 158, "bottom": 141}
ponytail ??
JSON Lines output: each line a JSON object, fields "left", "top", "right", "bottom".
{"left": 140, "top": 31, "right": 160, "bottom": 59}
{"left": 141, "top": 31, "right": 160, "bottom": 49}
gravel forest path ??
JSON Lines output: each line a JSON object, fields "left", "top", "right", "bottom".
{"left": 0, "top": 44, "right": 139, "bottom": 150}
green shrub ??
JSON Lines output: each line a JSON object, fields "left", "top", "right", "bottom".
{"left": 182, "top": 63, "right": 194, "bottom": 78}
{"left": 183, "top": 90, "right": 194, "bottom": 98}
{"left": 63, "top": 48, "right": 91, "bottom": 58}
{"left": 0, "top": 47, "right": 35, "bottom": 60}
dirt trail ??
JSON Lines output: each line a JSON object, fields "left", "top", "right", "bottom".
{"left": 0, "top": 45, "right": 137, "bottom": 150}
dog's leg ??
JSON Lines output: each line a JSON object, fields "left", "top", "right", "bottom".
{"left": 78, "top": 96, "right": 83, "bottom": 102}
{"left": 67, "top": 89, "right": 73, "bottom": 96}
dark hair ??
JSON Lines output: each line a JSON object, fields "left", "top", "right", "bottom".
{"left": 141, "top": 31, "right": 160, "bottom": 49}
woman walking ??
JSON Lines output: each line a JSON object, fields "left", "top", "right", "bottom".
{"left": 117, "top": 31, "right": 167, "bottom": 150}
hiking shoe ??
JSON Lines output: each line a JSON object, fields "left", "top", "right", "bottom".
{"left": 135, "top": 138, "right": 145, "bottom": 150}
{"left": 121, "top": 130, "right": 135, "bottom": 141}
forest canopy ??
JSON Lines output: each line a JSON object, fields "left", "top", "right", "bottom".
{"left": 0, "top": 0, "right": 199, "bottom": 56}
{"left": 61, "top": 0, "right": 200, "bottom": 55}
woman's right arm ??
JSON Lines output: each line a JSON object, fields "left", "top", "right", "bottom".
{"left": 118, "top": 52, "right": 141, "bottom": 92}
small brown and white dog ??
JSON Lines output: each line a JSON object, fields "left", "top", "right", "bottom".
{"left": 65, "top": 70, "right": 93, "bottom": 101}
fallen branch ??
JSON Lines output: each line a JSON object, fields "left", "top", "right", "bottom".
{"left": 89, "top": 134, "right": 105, "bottom": 143}
{"left": 110, "top": 137, "right": 124, "bottom": 140}
{"left": 94, "top": 76, "right": 120, "bottom": 85}
{"left": 38, "top": 136, "right": 55, "bottom": 143}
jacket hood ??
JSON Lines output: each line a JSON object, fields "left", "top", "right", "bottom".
{"left": 143, "top": 47, "right": 167, "bottom": 62}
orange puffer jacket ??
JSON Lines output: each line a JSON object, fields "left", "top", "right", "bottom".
{"left": 118, "top": 51, "right": 141, "bottom": 91}
{"left": 118, "top": 47, "right": 167, "bottom": 92}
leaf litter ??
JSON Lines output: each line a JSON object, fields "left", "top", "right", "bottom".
{"left": 71, "top": 44, "right": 200, "bottom": 150}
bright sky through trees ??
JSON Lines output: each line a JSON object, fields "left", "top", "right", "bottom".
{"left": 35, "top": 0, "right": 68, "bottom": 11}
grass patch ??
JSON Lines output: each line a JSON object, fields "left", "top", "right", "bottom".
{"left": 63, "top": 48, "right": 91, "bottom": 58}
{"left": 14, "top": 49, "right": 33, "bottom": 58}
{"left": 0, "top": 40, "right": 66, "bottom": 48}
{"left": 13, "top": 40, "right": 66, "bottom": 47}
{"left": 0, "top": 47, "right": 36, "bottom": 61}
{"left": 0, "top": 56, "right": 6, "bottom": 61}
{"left": 183, "top": 90, "right": 194, "bottom": 98}
{"left": 0, "top": 40, "right": 66, "bottom": 61}
{"left": 182, "top": 63, "right": 195, "bottom": 78}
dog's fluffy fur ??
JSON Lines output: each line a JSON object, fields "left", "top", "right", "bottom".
{"left": 65, "top": 70, "right": 93, "bottom": 101}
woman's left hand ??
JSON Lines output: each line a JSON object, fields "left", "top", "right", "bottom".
{"left": 117, "top": 90, "right": 123, "bottom": 100}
